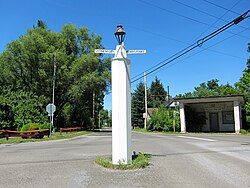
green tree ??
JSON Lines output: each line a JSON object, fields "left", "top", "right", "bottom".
{"left": 0, "top": 90, "right": 47, "bottom": 130}
{"left": 131, "top": 82, "right": 145, "bottom": 128}
{"left": 148, "top": 77, "right": 167, "bottom": 108}
{"left": 0, "top": 21, "right": 110, "bottom": 130}
{"left": 236, "top": 43, "right": 250, "bottom": 125}
{"left": 178, "top": 79, "right": 238, "bottom": 98}
{"left": 99, "top": 109, "right": 111, "bottom": 127}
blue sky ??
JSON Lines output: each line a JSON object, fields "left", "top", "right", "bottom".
{"left": 0, "top": 0, "right": 249, "bottom": 110}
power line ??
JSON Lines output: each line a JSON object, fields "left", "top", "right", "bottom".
{"left": 192, "top": 0, "right": 243, "bottom": 41}
{"left": 129, "top": 25, "right": 245, "bottom": 81}
{"left": 171, "top": 0, "right": 248, "bottom": 31}
{"left": 150, "top": 26, "right": 250, "bottom": 79}
{"left": 130, "top": 10, "right": 250, "bottom": 84}
{"left": 136, "top": 0, "right": 249, "bottom": 40}
{"left": 202, "top": 0, "right": 242, "bottom": 15}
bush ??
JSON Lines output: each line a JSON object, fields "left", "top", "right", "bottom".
{"left": 21, "top": 123, "right": 40, "bottom": 131}
{"left": 240, "top": 129, "right": 248, "bottom": 134}
{"left": 39, "top": 123, "right": 50, "bottom": 130}
{"left": 147, "top": 106, "right": 180, "bottom": 132}
{"left": 21, "top": 123, "right": 50, "bottom": 131}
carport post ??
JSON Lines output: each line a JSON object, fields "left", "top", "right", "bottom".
{"left": 180, "top": 103, "right": 186, "bottom": 133}
{"left": 233, "top": 100, "right": 241, "bottom": 134}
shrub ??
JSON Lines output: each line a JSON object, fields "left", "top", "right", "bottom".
{"left": 39, "top": 123, "right": 50, "bottom": 130}
{"left": 21, "top": 123, "right": 40, "bottom": 131}
{"left": 21, "top": 123, "right": 50, "bottom": 131}
{"left": 240, "top": 129, "right": 248, "bottom": 134}
{"left": 147, "top": 106, "right": 180, "bottom": 132}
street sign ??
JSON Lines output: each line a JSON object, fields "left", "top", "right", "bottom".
{"left": 46, "top": 103, "right": 56, "bottom": 116}
{"left": 94, "top": 49, "right": 115, "bottom": 54}
{"left": 127, "top": 50, "right": 146, "bottom": 54}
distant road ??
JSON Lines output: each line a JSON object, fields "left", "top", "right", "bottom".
{"left": 0, "top": 132, "right": 249, "bottom": 188}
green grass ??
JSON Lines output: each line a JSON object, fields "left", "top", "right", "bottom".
{"left": 133, "top": 127, "right": 180, "bottom": 134}
{"left": 134, "top": 127, "right": 250, "bottom": 136}
{"left": 95, "top": 153, "right": 151, "bottom": 170}
{"left": 240, "top": 129, "right": 250, "bottom": 135}
{"left": 0, "top": 131, "right": 90, "bottom": 144}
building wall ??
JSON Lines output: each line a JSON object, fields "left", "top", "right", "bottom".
{"left": 189, "top": 102, "right": 235, "bottom": 132}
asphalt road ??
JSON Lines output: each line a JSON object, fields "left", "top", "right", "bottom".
{"left": 0, "top": 132, "right": 249, "bottom": 188}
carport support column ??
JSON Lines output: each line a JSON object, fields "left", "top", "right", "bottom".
{"left": 180, "top": 103, "right": 186, "bottom": 133}
{"left": 233, "top": 100, "right": 241, "bottom": 134}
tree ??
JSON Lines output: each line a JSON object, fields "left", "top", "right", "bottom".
{"left": 0, "top": 21, "right": 110, "bottom": 130}
{"left": 178, "top": 79, "right": 239, "bottom": 98}
{"left": 236, "top": 43, "right": 250, "bottom": 126}
{"left": 148, "top": 77, "right": 167, "bottom": 108}
{"left": 131, "top": 82, "right": 145, "bottom": 128}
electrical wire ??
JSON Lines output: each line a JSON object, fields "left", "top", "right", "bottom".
{"left": 149, "top": 26, "right": 250, "bottom": 79}
{"left": 136, "top": 0, "right": 249, "bottom": 40}
{"left": 202, "top": 0, "right": 242, "bottom": 15}
{"left": 130, "top": 10, "right": 250, "bottom": 84}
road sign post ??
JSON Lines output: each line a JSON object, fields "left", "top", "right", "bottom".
{"left": 46, "top": 103, "right": 56, "bottom": 135}
{"left": 95, "top": 25, "right": 146, "bottom": 164}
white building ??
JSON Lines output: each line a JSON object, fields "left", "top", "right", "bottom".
{"left": 173, "top": 95, "right": 245, "bottom": 134}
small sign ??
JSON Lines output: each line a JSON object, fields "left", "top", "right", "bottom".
{"left": 94, "top": 49, "right": 115, "bottom": 54}
{"left": 143, "top": 113, "right": 147, "bottom": 119}
{"left": 46, "top": 103, "right": 56, "bottom": 116}
{"left": 127, "top": 50, "right": 147, "bottom": 54}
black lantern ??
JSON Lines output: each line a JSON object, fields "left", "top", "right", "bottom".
{"left": 114, "top": 25, "right": 126, "bottom": 44}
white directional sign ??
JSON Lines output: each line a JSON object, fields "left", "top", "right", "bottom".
{"left": 46, "top": 103, "right": 56, "bottom": 116}
{"left": 94, "top": 49, "right": 115, "bottom": 54}
{"left": 126, "top": 50, "right": 146, "bottom": 54}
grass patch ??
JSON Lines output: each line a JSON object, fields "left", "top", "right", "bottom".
{"left": 240, "top": 129, "right": 250, "bottom": 135}
{"left": 0, "top": 131, "right": 89, "bottom": 144}
{"left": 95, "top": 153, "right": 151, "bottom": 170}
{"left": 133, "top": 127, "right": 180, "bottom": 134}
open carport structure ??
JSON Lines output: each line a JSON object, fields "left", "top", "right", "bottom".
{"left": 175, "top": 95, "right": 245, "bottom": 133}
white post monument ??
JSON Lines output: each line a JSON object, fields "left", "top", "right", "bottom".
{"left": 95, "top": 25, "right": 146, "bottom": 164}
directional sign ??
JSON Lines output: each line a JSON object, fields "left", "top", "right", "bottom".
{"left": 126, "top": 50, "right": 147, "bottom": 54}
{"left": 46, "top": 103, "right": 56, "bottom": 116}
{"left": 94, "top": 49, "right": 115, "bottom": 54}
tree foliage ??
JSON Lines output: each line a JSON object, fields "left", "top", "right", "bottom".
{"left": 147, "top": 106, "right": 180, "bottom": 132}
{"left": 0, "top": 20, "right": 110, "bottom": 130}
{"left": 177, "top": 79, "right": 239, "bottom": 98}
{"left": 148, "top": 77, "right": 167, "bottom": 108}
{"left": 236, "top": 43, "right": 250, "bottom": 124}
{"left": 132, "top": 82, "right": 145, "bottom": 128}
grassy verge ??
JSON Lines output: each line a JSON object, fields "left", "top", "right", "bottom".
{"left": 133, "top": 128, "right": 250, "bottom": 136}
{"left": 133, "top": 127, "right": 180, "bottom": 134}
{"left": 0, "top": 131, "right": 89, "bottom": 144}
{"left": 240, "top": 129, "right": 250, "bottom": 136}
{"left": 95, "top": 153, "right": 151, "bottom": 170}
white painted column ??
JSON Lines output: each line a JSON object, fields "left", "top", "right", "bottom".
{"left": 233, "top": 100, "right": 241, "bottom": 134}
{"left": 112, "top": 44, "right": 132, "bottom": 164}
{"left": 179, "top": 103, "right": 186, "bottom": 133}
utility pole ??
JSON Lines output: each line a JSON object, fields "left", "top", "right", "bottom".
{"left": 92, "top": 91, "right": 95, "bottom": 128}
{"left": 144, "top": 72, "right": 148, "bottom": 130}
{"left": 51, "top": 54, "right": 56, "bottom": 134}
{"left": 167, "top": 86, "right": 170, "bottom": 104}
{"left": 98, "top": 111, "right": 101, "bottom": 129}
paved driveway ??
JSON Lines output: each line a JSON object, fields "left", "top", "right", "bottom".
{"left": 0, "top": 132, "right": 249, "bottom": 188}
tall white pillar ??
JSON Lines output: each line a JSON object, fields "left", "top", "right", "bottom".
{"left": 180, "top": 103, "right": 186, "bottom": 133}
{"left": 112, "top": 44, "right": 132, "bottom": 164}
{"left": 233, "top": 100, "right": 241, "bottom": 134}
